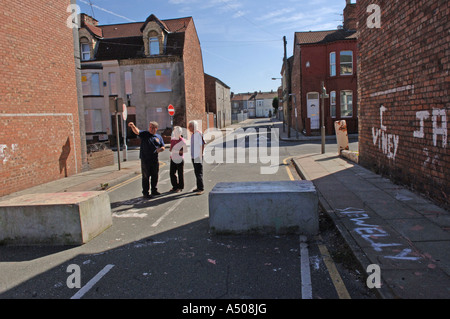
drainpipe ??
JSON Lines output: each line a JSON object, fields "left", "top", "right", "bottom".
{"left": 71, "top": 0, "right": 89, "bottom": 171}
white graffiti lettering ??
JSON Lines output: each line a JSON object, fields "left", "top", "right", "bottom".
{"left": 413, "top": 109, "right": 448, "bottom": 148}
{"left": 0, "top": 144, "right": 19, "bottom": 165}
{"left": 337, "top": 208, "right": 421, "bottom": 261}
{"left": 372, "top": 106, "right": 399, "bottom": 160}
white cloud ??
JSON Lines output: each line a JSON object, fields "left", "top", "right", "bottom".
{"left": 255, "top": 8, "right": 296, "bottom": 21}
{"left": 233, "top": 10, "right": 246, "bottom": 18}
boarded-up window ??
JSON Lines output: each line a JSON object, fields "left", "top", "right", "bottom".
{"left": 85, "top": 109, "right": 103, "bottom": 133}
{"left": 145, "top": 69, "right": 171, "bottom": 93}
{"left": 109, "top": 72, "right": 117, "bottom": 95}
{"left": 81, "top": 73, "right": 100, "bottom": 96}
{"left": 124, "top": 71, "right": 133, "bottom": 95}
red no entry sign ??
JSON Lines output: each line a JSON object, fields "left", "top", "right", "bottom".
{"left": 168, "top": 104, "right": 175, "bottom": 116}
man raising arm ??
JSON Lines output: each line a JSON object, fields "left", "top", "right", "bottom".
{"left": 128, "top": 121, "right": 165, "bottom": 198}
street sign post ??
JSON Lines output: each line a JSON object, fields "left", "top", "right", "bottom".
{"left": 114, "top": 97, "right": 121, "bottom": 170}
{"left": 122, "top": 103, "right": 128, "bottom": 162}
{"left": 168, "top": 104, "right": 175, "bottom": 116}
{"left": 168, "top": 104, "right": 175, "bottom": 129}
{"left": 320, "top": 81, "right": 329, "bottom": 154}
{"left": 122, "top": 103, "right": 128, "bottom": 121}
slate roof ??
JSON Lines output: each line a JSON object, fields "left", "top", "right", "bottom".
{"left": 295, "top": 29, "right": 357, "bottom": 45}
{"left": 81, "top": 15, "right": 192, "bottom": 61}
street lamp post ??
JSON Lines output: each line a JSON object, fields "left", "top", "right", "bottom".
{"left": 272, "top": 77, "right": 285, "bottom": 132}
{"left": 320, "top": 81, "right": 329, "bottom": 154}
{"left": 289, "top": 94, "right": 298, "bottom": 139}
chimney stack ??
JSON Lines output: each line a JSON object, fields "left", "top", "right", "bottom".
{"left": 80, "top": 13, "right": 99, "bottom": 27}
{"left": 343, "top": 0, "right": 357, "bottom": 31}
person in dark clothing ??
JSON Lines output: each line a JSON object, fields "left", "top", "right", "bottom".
{"left": 128, "top": 121, "right": 165, "bottom": 199}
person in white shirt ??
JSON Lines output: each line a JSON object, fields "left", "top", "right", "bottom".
{"left": 188, "top": 120, "right": 205, "bottom": 195}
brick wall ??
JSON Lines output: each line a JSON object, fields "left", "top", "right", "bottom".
{"left": 204, "top": 74, "right": 218, "bottom": 114}
{"left": 291, "top": 44, "right": 303, "bottom": 132}
{"left": 343, "top": 1, "right": 358, "bottom": 30}
{"left": 357, "top": 0, "right": 449, "bottom": 208}
{"left": 87, "top": 149, "right": 114, "bottom": 170}
{"left": 182, "top": 18, "right": 207, "bottom": 132}
{"left": 0, "top": 0, "right": 82, "bottom": 196}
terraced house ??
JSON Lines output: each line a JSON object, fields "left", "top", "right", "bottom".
{"left": 288, "top": 0, "right": 358, "bottom": 136}
{"left": 79, "top": 13, "right": 206, "bottom": 145}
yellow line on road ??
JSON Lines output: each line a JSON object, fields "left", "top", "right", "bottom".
{"left": 283, "top": 157, "right": 295, "bottom": 181}
{"left": 317, "top": 235, "right": 352, "bottom": 299}
{"left": 106, "top": 174, "right": 141, "bottom": 193}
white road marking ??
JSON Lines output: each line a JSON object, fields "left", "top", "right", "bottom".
{"left": 149, "top": 168, "right": 195, "bottom": 227}
{"left": 70, "top": 264, "right": 115, "bottom": 299}
{"left": 151, "top": 194, "right": 189, "bottom": 227}
{"left": 300, "top": 236, "right": 312, "bottom": 299}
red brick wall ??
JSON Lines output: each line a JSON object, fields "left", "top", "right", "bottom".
{"left": 291, "top": 43, "right": 303, "bottom": 132}
{"left": 87, "top": 149, "right": 114, "bottom": 170}
{"left": 182, "top": 18, "right": 207, "bottom": 132}
{"left": 204, "top": 74, "right": 217, "bottom": 114}
{"left": 357, "top": 0, "right": 449, "bottom": 208}
{"left": 343, "top": 2, "right": 358, "bottom": 30}
{"left": 0, "top": 0, "right": 82, "bottom": 196}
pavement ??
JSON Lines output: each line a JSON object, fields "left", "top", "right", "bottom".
{"left": 276, "top": 120, "right": 450, "bottom": 299}
{"left": 1, "top": 118, "right": 449, "bottom": 299}
{"left": 0, "top": 157, "right": 142, "bottom": 202}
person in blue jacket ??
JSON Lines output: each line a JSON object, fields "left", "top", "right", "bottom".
{"left": 128, "top": 121, "right": 165, "bottom": 199}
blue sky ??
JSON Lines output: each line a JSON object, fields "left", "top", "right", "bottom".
{"left": 77, "top": 0, "right": 350, "bottom": 93}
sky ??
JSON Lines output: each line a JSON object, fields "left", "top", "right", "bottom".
{"left": 77, "top": 0, "right": 351, "bottom": 94}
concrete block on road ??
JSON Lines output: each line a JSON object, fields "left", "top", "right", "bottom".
{"left": 209, "top": 181, "right": 319, "bottom": 235}
{"left": 0, "top": 192, "right": 112, "bottom": 245}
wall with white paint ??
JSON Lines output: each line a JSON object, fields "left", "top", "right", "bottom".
{"left": 0, "top": 1, "right": 82, "bottom": 197}
{"left": 357, "top": 0, "right": 449, "bottom": 209}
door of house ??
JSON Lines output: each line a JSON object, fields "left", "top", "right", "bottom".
{"left": 307, "top": 92, "right": 320, "bottom": 130}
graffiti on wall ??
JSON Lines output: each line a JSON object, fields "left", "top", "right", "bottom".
{"left": 0, "top": 144, "right": 19, "bottom": 165}
{"left": 372, "top": 105, "right": 400, "bottom": 160}
{"left": 413, "top": 109, "right": 448, "bottom": 148}
{"left": 413, "top": 108, "right": 448, "bottom": 171}
{"left": 372, "top": 106, "right": 448, "bottom": 164}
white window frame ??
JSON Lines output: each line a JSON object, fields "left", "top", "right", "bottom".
{"left": 81, "top": 43, "right": 90, "bottom": 61}
{"left": 149, "top": 37, "right": 159, "bottom": 55}
{"left": 330, "top": 52, "right": 336, "bottom": 77}
{"left": 340, "top": 90, "right": 353, "bottom": 117}
{"left": 340, "top": 51, "right": 353, "bottom": 76}
{"left": 330, "top": 91, "right": 336, "bottom": 118}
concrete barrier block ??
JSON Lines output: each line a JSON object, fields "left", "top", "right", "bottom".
{"left": 209, "top": 181, "right": 318, "bottom": 235}
{"left": 0, "top": 192, "right": 112, "bottom": 245}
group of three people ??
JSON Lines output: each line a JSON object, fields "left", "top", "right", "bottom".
{"left": 128, "top": 120, "right": 205, "bottom": 199}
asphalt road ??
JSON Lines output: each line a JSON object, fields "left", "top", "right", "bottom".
{"left": 0, "top": 119, "right": 377, "bottom": 307}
